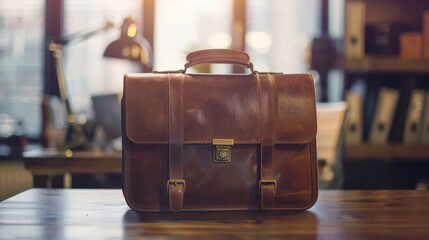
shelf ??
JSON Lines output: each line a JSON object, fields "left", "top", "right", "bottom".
{"left": 345, "top": 143, "right": 429, "bottom": 162}
{"left": 345, "top": 56, "right": 429, "bottom": 74}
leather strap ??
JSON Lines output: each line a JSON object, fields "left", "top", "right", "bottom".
{"left": 184, "top": 49, "right": 253, "bottom": 72}
{"left": 168, "top": 73, "right": 185, "bottom": 211}
{"left": 257, "top": 73, "right": 277, "bottom": 209}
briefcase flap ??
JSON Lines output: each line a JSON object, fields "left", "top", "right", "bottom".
{"left": 123, "top": 73, "right": 316, "bottom": 145}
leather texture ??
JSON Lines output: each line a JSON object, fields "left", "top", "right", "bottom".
{"left": 122, "top": 49, "right": 318, "bottom": 212}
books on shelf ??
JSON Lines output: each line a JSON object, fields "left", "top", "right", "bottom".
{"left": 345, "top": 80, "right": 366, "bottom": 144}
{"left": 345, "top": 0, "right": 365, "bottom": 59}
{"left": 419, "top": 92, "right": 429, "bottom": 144}
{"left": 369, "top": 88, "right": 400, "bottom": 144}
{"left": 347, "top": 87, "right": 429, "bottom": 145}
{"left": 345, "top": 91, "right": 362, "bottom": 144}
{"left": 403, "top": 90, "right": 425, "bottom": 144}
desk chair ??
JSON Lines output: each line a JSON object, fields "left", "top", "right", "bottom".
{"left": 317, "top": 102, "right": 347, "bottom": 189}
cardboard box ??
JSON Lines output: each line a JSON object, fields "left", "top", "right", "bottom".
{"left": 424, "top": 11, "right": 429, "bottom": 59}
{"left": 400, "top": 32, "right": 423, "bottom": 60}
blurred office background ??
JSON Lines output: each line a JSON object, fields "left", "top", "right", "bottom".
{"left": 1, "top": 0, "right": 428, "bottom": 198}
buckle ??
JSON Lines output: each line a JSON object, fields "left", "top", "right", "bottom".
{"left": 212, "top": 139, "right": 234, "bottom": 163}
{"left": 259, "top": 180, "right": 277, "bottom": 194}
{"left": 167, "top": 179, "right": 186, "bottom": 194}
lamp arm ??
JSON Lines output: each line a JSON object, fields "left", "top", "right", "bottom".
{"left": 48, "top": 21, "right": 116, "bottom": 118}
{"left": 48, "top": 43, "right": 73, "bottom": 120}
{"left": 49, "top": 42, "right": 86, "bottom": 149}
{"left": 59, "top": 21, "right": 115, "bottom": 45}
{"left": 47, "top": 21, "right": 118, "bottom": 149}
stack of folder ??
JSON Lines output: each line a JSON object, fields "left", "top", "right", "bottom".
{"left": 345, "top": 83, "right": 429, "bottom": 145}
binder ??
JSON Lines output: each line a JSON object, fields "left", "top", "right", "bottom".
{"left": 388, "top": 77, "right": 417, "bottom": 143}
{"left": 345, "top": 1, "right": 366, "bottom": 58}
{"left": 345, "top": 91, "right": 363, "bottom": 144}
{"left": 369, "top": 88, "right": 400, "bottom": 144}
{"left": 403, "top": 90, "right": 425, "bottom": 144}
{"left": 420, "top": 92, "right": 429, "bottom": 144}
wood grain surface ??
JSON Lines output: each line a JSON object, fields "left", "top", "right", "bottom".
{"left": 0, "top": 189, "right": 428, "bottom": 239}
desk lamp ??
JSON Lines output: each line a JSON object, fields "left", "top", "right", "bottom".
{"left": 49, "top": 22, "right": 114, "bottom": 150}
{"left": 104, "top": 16, "right": 152, "bottom": 67}
{"left": 48, "top": 16, "right": 152, "bottom": 150}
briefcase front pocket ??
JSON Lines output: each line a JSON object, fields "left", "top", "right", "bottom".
{"left": 122, "top": 49, "right": 318, "bottom": 212}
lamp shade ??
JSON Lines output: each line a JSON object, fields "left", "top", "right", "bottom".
{"left": 104, "top": 16, "right": 152, "bottom": 67}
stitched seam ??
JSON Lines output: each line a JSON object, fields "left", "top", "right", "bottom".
{"left": 256, "top": 73, "right": 263, "bottom": 182}
{"left": 131, "top": 206, "right": 312, "bottom": 212}
{"left": 268, "top": 73, "right": 275, "bottom": 180}
{"left": 183, "top": 140, "right": 260, "bottom": 144}
{"left": 168, "top": 73, "right": 172, "bottom": 180}
{"left": 307, "top": 140, "right": 319, "bottom": 207}
{"left": 124, "top": 140, "right": 315, "bottom": 144}
{"left": 180, "top": 73, "right": 184, "bottom": 182}
{"left": 306, "top": 73, "right": 317, "bottom": 136}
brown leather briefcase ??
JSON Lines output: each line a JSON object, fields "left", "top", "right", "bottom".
{"left": 122, "top": 49, "right": 318, "bottom": 212}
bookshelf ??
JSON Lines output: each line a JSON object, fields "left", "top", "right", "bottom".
{"left": 345, "top": 143, "right": 429, "bottom": 161}
{"left": 343, "top": 0, "right": 429, "bottom": 188}
{"left": 346, "top": 56, "right": 429, "bottom": 74}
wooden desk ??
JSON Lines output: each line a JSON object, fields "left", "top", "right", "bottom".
{"left": 23, "top": 148, "right": 121, "bottom": 188}
{"left": 1, "top": 189, "right": 428, "bottom": 239}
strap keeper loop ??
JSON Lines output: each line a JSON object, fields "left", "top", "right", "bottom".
{"left": 259, "top": 180, "right": 277, "bottom": 194}
{"left": 167, "top": 179, "right": 186, "bottom": 194}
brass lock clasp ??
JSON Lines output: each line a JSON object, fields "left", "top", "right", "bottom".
{"left": 212, "top": 139, "right": 234, "bottom": 163}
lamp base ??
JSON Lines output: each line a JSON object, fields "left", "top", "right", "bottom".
{"left": 62, "top": 122, "right": 87, "bottom": 150}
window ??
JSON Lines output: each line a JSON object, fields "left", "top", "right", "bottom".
{"left": 63, "top": 0, "right": 142, "bottom": 116}
{"left": 246, "top": 0, "right": 321, "bottom": 73}
{"left": 154, "top": 0, "right": 322, "bottom": 75}
{"left": 0, "top": 0, "right": 44, "bottom": 138}
{"left": 154, "top": 0, "right": 233, "bottom": 73}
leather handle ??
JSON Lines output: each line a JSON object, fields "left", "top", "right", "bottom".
{"left": 184, "top": 49, "right": 254, "bottom": 72}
